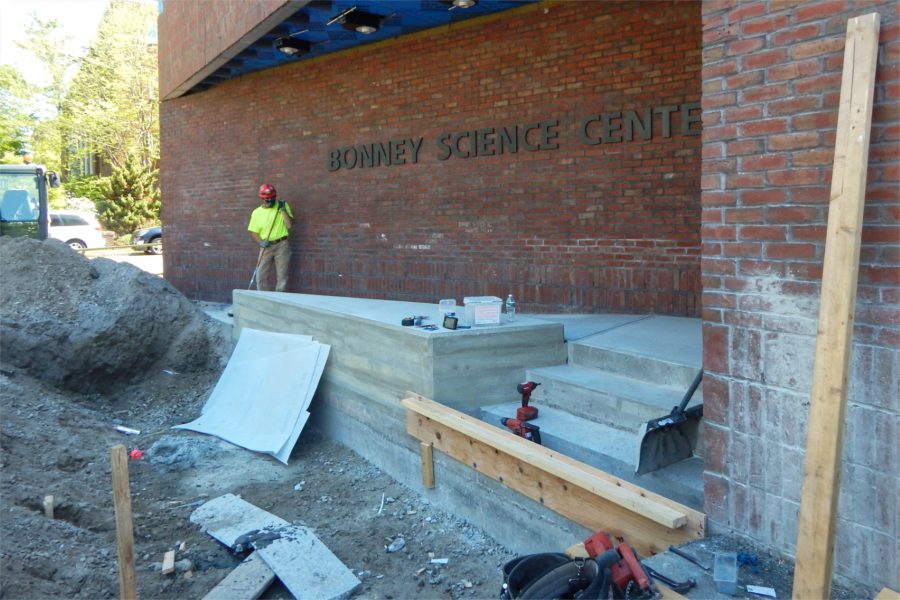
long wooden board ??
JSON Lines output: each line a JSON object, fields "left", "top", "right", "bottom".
{"left": 402, "top": 393, "right": 704, "bottom": 556}
{"left": 203, "top": 552, "right": 275, "bottom": 600}
{"left": 792, "top": 13, "right": 881, "bottom": 600}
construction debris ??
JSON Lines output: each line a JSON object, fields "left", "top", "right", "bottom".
{"left": 174, "top": 328, "right": 329, "bottom": 464}
{"left": 190, "top": 493, "right": 361, "bottom": 599}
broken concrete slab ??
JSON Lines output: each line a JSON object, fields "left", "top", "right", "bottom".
{"left": 250, "top": 524, "right": 361, "bottom": 600}
{"left": 192, "top": 494, "right": 361, "bottom": 600}
{"left": 190, "top": 493, "right": 288, "bottom": 549}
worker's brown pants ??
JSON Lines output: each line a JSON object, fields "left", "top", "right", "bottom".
{"left": 256, "top": 240, "right": 291, "bottom": 292}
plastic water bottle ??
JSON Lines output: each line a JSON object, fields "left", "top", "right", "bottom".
{"left": 505, "top": 294, "right": 516, "bottom": 322}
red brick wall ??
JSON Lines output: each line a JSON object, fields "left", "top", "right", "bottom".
{"left": 701, "top": 0, "right": 899, "bottom": 592}
{"left": 159, "top": 1, "right": 702, "bottom": 315}
{"left": 158, "top": 0, "right": 289, "bottom": 99}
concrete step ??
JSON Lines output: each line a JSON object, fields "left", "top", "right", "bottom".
{"left": 567, "top": 315, "right": 701, "bottom": 388}
{"left": 525, "top": 364, "right": 702, "bottom": 432}
{"left": 481, "top": 402, "right": 704, "bottom": 510}
{"left": 569, "top": 343, "right": 700, "bottom": 389}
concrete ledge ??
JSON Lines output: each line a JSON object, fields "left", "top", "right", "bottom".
{"left": 232, "top": 291, "right": 566, "bottom": 414}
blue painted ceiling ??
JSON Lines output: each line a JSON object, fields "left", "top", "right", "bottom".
{"left": 190, "top": 0, "right": 536, "bottom": 95}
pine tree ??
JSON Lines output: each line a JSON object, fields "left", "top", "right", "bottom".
{"left": 96, "top": 153, "right": 159, "bottom": 235}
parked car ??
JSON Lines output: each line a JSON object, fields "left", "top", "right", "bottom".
{"left": 133, "top": 225, "right": 162, "bottom": 255}
{"left": 49, "top": 211, "right": 106, "bottom": 250}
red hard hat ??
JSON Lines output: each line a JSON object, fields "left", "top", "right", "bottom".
{"left": 259, "top": 183, "right": 276, "bottom": 200}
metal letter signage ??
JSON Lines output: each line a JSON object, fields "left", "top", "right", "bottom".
{"left": 327, "top": 103, "right": 700, "bottom": 171}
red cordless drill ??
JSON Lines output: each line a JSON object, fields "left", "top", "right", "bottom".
{"left": 516, "top": 381, "right": 541, "bottom": 421}
{"left": 500, "top": 417, "right": 542, "bottom": 444}
{"left": 583, "top": 531, "right": 658, "bottom": 599}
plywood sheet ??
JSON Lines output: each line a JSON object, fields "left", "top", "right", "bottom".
{"left": 175, "top": 328, "right": 329, "bottom": 463}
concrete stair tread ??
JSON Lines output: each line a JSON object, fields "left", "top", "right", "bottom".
{"left": 481, "top": 402, "right": 703, "bottom": 510}
{"left": 484, "top": 401, "right": 637, "bottom": 464}
{"left": 529, "top": 364, "right": 702, "bottom": 413}
{"left": 574, "top": 315, "right": 702, "bottom": 367}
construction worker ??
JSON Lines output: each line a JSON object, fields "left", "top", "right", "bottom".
{"left": 247, "top": 183, "right": 294, "bottom": 292}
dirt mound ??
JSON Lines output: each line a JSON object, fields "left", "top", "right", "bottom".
{"left": 0, "top": 237, "right": 227, "bottom": 393}
{"left": 0, "top": 238, "right": 513, "bottom": 599}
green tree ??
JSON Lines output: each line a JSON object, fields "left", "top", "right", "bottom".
{"left": 63, "top": 0, "right": 158, "bottom": 171}
{"left": 0, "top": 65, "right": 35, "bottom": 159}
{"left": 14, "top": 15, "right": 75, "bottom": 173}
{"left": 96, "top": 154, "right": 159, "bottom": 235}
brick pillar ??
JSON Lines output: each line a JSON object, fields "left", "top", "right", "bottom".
{"left": 701, "top": 0, "right": 899, "bottom": 593}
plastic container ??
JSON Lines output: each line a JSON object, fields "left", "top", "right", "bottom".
{"left": 438, "top": 299, "right": 456, "bottom": 323}
{"left": 713, "top": 552, "right": 738, "bottom": 596}
{"left": 463, "top": 296, "right": 502, "bottom": 326}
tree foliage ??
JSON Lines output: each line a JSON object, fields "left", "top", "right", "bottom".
{"left": 2, "top": 16, "right": 75, "bottom": 172}
{"left": 66, "top": 175, "right": 108, "bottom": 205}
{"left": 0, "top": 65, "right": 35, "bottom": 159}
{"left": 63, "top": 0, "right": 159, "bottom": 171}
{"left": 7, "top": 1, "right": 160, "bottom": 226}
{"left": 96, "top": 153, "right": 159, "bottom": 235}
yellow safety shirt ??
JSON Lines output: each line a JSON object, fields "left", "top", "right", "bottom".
{"left": 248, "top": 203, "right": 294, "bottom": 241}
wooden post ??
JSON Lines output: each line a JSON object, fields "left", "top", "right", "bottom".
{"left": 793, "top": 13, "right": 880, "bottom": 600}
{"left": 420, "top": 442, "right": 435, "bottom": 489}
{"left": 43, "top": 495, "right": 54, "bottom": 519}
{"left": 111, "top": 445, "right": 137, "bottom": 600}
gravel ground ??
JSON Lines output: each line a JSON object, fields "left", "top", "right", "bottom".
{"left": 0, "top": 237, "right": 513, "bottom": 599}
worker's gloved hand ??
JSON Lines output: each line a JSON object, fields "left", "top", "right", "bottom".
{"left": 278, "top": 200, "right": 285, "bottom": 210}
{"left": 259, "top": 240, "right": 270, "bottom": 248}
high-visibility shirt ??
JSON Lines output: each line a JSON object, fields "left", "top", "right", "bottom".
{"left": 248, "top": 202, "right": 294, "bottom": 241}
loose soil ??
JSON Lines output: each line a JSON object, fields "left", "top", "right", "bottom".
{"left": 0, "top": 237, "right": 512, "bottom": 599}
{"left": 0, "top": 237, "right": 860, "bottom": 600}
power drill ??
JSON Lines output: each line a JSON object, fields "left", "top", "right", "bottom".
{"left": 500, "top": 417, "right": 542, "bottom": 444}
{"left": 516, "top": 381, "right": 541, "bottom": 421}
{"left": 583, "top": 531, "right": 658, "bottom": 599}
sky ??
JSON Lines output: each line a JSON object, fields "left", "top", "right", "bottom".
{"left": 0, "top": 0, "right": 111, "bottom": 84}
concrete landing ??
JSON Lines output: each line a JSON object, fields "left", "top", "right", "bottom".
{"left": 573, "top": 315, "right": 702, "bottom": 369}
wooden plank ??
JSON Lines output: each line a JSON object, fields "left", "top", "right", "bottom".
{"left": 110, "top": 445, "right": 137, "bottom": 600}
{"left": 792, "top": 13, "right": 881, "bottom": 600}
{"left": 402, "top": 394, "right": 705, "bottom": 556}
{"left": 403, "top": 393, "right": 694, "bottom": 529}
{"left": 420, "top": 442, "right": 435, "bottom": 489}
{"left": 203, "top": 552, "right": 276, "bottom": 600}
{"left": 161, "top": 550, "right": 176, "bottom": 575}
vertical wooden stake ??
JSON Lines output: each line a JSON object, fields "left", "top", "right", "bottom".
{"left": 793, "top": 12, "right": 880, "bottom": 600}
{"left": 111, "top": 445, "right": 137, "bottom": 600}
{"left": 420, "top": 442, "right": 435, "bottom": 489}
{"left": 43, "top": 495, "right": 54, "bottom": 519}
